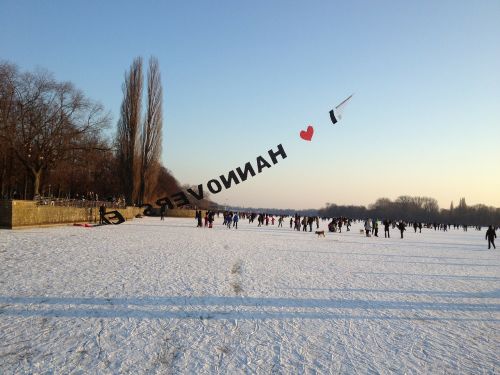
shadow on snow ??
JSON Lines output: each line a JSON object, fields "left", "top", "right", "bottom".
{"left": 0, "top": 294, "right": 498, "bottom": 322}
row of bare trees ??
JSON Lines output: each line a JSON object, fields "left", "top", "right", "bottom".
{"left": 368, "top": 196, "right": 440, "bottom": 222}
{"left": 116, "top": 57, "right": 163, "bottom": 205}
{"left": 318, "top": 196, "right": 500, "bottom": 226}
{"left": 0, "top": 59, "right": 187, "bottom": 205}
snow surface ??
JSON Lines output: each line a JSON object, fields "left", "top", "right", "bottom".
{"left": 1, "top": 217, "right": 499, "bottom": 374}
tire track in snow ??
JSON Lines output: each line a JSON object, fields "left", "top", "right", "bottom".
{"left": 270, "top": 322, "right": 283, "bottom": 373}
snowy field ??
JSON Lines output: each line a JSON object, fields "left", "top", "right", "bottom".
{"left": 1, "top": 217, "right": 499, "bottom": 374}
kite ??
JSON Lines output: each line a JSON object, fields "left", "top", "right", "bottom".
{"left": 329, "top": 94, "right": 353, "bottom": 125}
{"left": 299, "top": 125, "right": 314, "bottom": 141}
{"left": 102, "top": 210, "right": 126, "bottom": 225}
{"left": 142, "top": 93, "right": 354, "bottom": 213}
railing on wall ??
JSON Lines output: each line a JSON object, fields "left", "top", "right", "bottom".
{"left": 34, "top": 197, "right": 126, "bottom": 209}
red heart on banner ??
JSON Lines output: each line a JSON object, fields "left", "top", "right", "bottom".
{"left": 300, "top": 125, "right": 314, "bottom": 141}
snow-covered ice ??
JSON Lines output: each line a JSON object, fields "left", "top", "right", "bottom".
{"left": 1, "top": 217, "right": 499, "bottom": 374}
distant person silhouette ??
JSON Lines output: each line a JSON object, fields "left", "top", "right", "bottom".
{"left": 397, "top": 221, "right": 406, "bottom": 239}
{"left": 383, "top": 219, "right": 390, "bottom": 238}
{"left": 196, "top": 210, "right": 202, "bottom": 227}
{"left": 373, "top": 219, "right": 379, "bottom": 237}
{"left": 364, "top": 219, "right": 371, "bottom": 237}
{"left": 308, "top": 217, "right": 314, "bottom": 232}
{"left": 486, "top": 225, "right": 496, "bottom": 249}
{"left": 99, "top": 204, "right": 106, "bottom": 224}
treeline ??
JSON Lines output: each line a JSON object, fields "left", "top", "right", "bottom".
{"left": 0, "top": 59, "right": 191, "bottom": 205}
{"left": 318, "top": 196, "right": 500, "bottom": 226}
{"left": 225, "top": 205, "right": 319, "bottom": 217}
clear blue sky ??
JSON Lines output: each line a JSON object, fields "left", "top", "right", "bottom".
{"left": 1, "top": 0, "right": 499, "bottom": 209}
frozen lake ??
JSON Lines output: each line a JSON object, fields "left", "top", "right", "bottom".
{"left": 1, "top": 217, "right": 499, "bottom": 373}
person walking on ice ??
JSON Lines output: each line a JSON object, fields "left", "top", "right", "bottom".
{"left": 233, "top": 212, "right": 239, "bottom": 229}
{"left": 397, "top": 221, "right": 406, "bottom": 239}
{"left": 486, "top": 225, "right": 496, "bottom": 249}
{"left": 364, "top": 219, "right": 372, "bottom": 237}
{"left": 383, "top": 219, "right": 390, "bottom": 238}
{"left": 196, "top": 210, "right": 202, "bottom": 228}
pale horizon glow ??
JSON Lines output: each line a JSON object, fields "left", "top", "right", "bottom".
{"left": 1, "top": 0, "right": 499, "bottom": 210}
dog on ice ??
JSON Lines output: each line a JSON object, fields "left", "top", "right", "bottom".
{"left": 315, "top": 230, "right": 325, "bottom": 237}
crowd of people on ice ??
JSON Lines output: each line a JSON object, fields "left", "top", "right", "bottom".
{"left": 185, "top": 209, "right": 498, "bottom": 249}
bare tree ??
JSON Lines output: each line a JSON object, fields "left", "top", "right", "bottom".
{"left": 0, "top": 63, "right": 109, "bottom": 198}
{"left": 0, "top": 62, "right": 18, "bottom": 197}
{"left": 116, "top": 57, "right": 143, "bottom": 205}
{"left": 138, "top": 57, "right": 163, "bottom": 205}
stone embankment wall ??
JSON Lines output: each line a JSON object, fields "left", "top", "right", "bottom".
{"left": 0, "top": 200, "right": 143, "bottom": 229}
{"left": 147, "top": 207, "right": 196, "bottom": 218}
{"left": 167, "top": 208, "right": 196, "bottom": 218}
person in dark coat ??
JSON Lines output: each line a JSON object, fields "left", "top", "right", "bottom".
{"left": 196, "top": 210, "right": 202, "bottom": 227}
{"left": 397, "top": 221, "right": 406, "bottom": 239}
{"left": 373, "top": 219, "right": 379, "bottom": 237}
{"left": 383, "top": 219, "right": 390, "bottom": 238}
{"left": 486, "top": 225, "right": 496, "bottom": 249}
{"left": 328, "top": 220, "right": 335, "bottom": 232}
{"left": 208, "top": 211, "right": 214, "bottom": 228}
{"left": 99, "top": 204, "right": 106, "bottom": 224}
{"left": 160, "top": 205, "right": 166, "bottom": 221}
